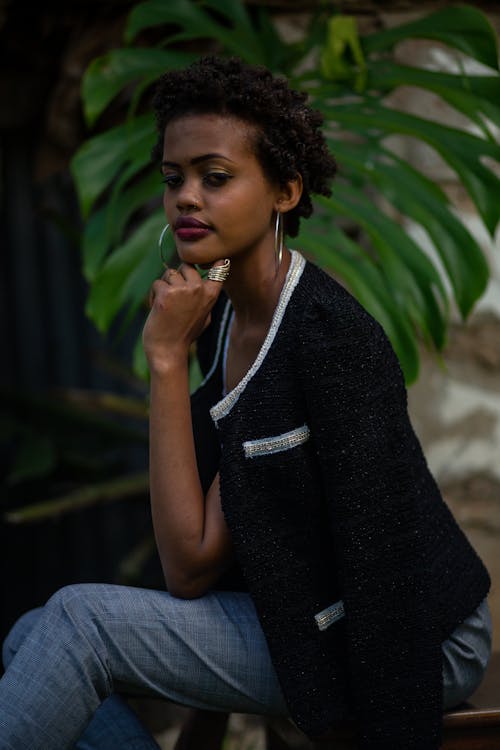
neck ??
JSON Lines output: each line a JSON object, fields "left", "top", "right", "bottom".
{"left": 223, "top": 244, "right": 291, "bottom": 329}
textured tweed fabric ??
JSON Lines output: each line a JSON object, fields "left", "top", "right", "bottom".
{"left": 193, "top": 251, "right": 490, "bottom": 749}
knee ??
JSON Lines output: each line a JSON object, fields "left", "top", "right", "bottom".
{"left": 3, "top": 585, "right": 101, "bottom": 668}
{"left": 45, "top": 583, "right": 102, "bottom": 626}
{"left": 2, "top": 608, "right": 43, "bottom": 669}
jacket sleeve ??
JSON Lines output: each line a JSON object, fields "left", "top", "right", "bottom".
{"left": 297, "top": 293, "right": 443, "bottom": 750}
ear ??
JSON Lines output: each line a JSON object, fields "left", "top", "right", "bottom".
{"left": 274, "top": 173, "right": 303, "bottom": 214}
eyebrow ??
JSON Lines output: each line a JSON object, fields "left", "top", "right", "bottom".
{"left": 161, "top": 153, "right": 234, "bottom": 169}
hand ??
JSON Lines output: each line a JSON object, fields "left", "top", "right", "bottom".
{"left": 143, "top": 261, "right": 226, "bottom": 374}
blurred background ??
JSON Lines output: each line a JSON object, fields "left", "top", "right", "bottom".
{"left": 0, "top": 0, "right": 159, "bottom": 642}
{"left": 1, "top": 1, "right": 499, "bottom": 744}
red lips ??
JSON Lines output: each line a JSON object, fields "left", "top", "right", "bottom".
{"left": 174, "top": 216, "right": 212, "bottom": 242}
{"left": 174, "top": 216, "right": 211, "bottom": 230}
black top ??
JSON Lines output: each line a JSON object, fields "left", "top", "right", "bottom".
{"left": 191, "top": 303, "right": 247, "bottom": 592}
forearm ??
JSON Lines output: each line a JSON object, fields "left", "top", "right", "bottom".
{"left": 149, "top": 360, "right": 232, "bottom": 597}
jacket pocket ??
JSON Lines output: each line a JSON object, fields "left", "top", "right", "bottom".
{"left": 243, "top": 424, "right": 310, "bottom": 459}
{"left": 314, "top": 600, "right": 345, "bottom": 631}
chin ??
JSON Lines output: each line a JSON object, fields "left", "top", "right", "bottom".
{"left": 177, "top": 246, "right": 221, "bottom": 268}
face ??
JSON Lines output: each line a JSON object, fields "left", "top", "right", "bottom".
{"left": 161, "top": 114, "right": 282, "bottom": 266}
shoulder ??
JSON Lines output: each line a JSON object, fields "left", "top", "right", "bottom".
{"left": 292, "top": 258, "right": 404, "bottom": 386}
{"left": 294, "top": 259, "right": 387, "bottom": 346}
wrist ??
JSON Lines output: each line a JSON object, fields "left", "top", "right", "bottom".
{"left": 147, "top": 351, "right": 189, "bottom": 379}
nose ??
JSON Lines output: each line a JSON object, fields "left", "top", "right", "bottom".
{"left": 175, "top": 178, "right": 201, "bottom": 212}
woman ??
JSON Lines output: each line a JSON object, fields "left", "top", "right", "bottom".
{"left": 0, "top": 56, "right": 492, "bottom": 750}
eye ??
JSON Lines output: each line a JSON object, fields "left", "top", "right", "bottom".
{"left": 161, "top": 174, "right": 183, "bottom": 189}
{"left": 203, "top": 172, "right": 232, "bottom": 187}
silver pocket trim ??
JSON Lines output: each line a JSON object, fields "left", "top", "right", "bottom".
{"left": 243, "top": 424, "right": 310, "bottom": 459}
{"left": 315, "top": 600, "right": 345, "bottom": 631}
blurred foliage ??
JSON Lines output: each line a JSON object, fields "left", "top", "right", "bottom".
{"left": 1, "top": 381, "right": 155, "bottom": 583}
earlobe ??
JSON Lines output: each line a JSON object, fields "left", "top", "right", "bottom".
{"left": 276, "top": 173, "right": 303, "bottom": 213}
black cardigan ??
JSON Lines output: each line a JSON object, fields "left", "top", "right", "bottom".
{"left": 193, "top": 251, "right": 490, "bottom": 749}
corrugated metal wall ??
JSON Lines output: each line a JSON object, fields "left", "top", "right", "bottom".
{"left": 0, "top": 128, "right": 158, "bottom": 641}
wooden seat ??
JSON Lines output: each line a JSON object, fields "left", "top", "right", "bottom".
{"left": 265, "top": 652, "right": 500, "bottom": 749}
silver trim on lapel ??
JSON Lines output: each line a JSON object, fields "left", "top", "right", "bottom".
{"left": 243, "top": 424, "right": 310, "bottom": 459}
{"left": 210, "top": 250, "right": 306, "bottom": 425}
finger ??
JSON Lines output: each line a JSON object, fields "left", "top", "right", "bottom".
{"left": 177, "top": 263, "right": 201, "bottom": 283}
{"left": 150, "top": 279, "right": 167, "bottom": 302}
{"left": 160, "top": 266, "right": 172, "bottom": 282}
{"left": 204, "top": 259, "right": 231, "bottom": 296}
{"left": 149, "top": 280, "right": 164, "bottom": 308}
{"left": 161, "top": 266, "right": 181, "bottom": 282}
{"left": 164, "top": 268, "right": 184, "bottom": 286}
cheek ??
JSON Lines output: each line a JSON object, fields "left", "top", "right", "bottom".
{"left": 225, "top": 185, "right": 274, "bottom": 227}
{"left": 162, "top": 192, "right": 177, "bottom": 223}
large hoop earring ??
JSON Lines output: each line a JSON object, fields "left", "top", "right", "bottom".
{"left": 274, "top": 211, "right": 284, "bottom": 271}
{"left": 158, "top": 224, "right": 170, "bottom": 268}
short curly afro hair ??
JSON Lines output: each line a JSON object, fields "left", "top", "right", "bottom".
{"left": 151, "top": 56, "right": 336, "bottom": 237}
